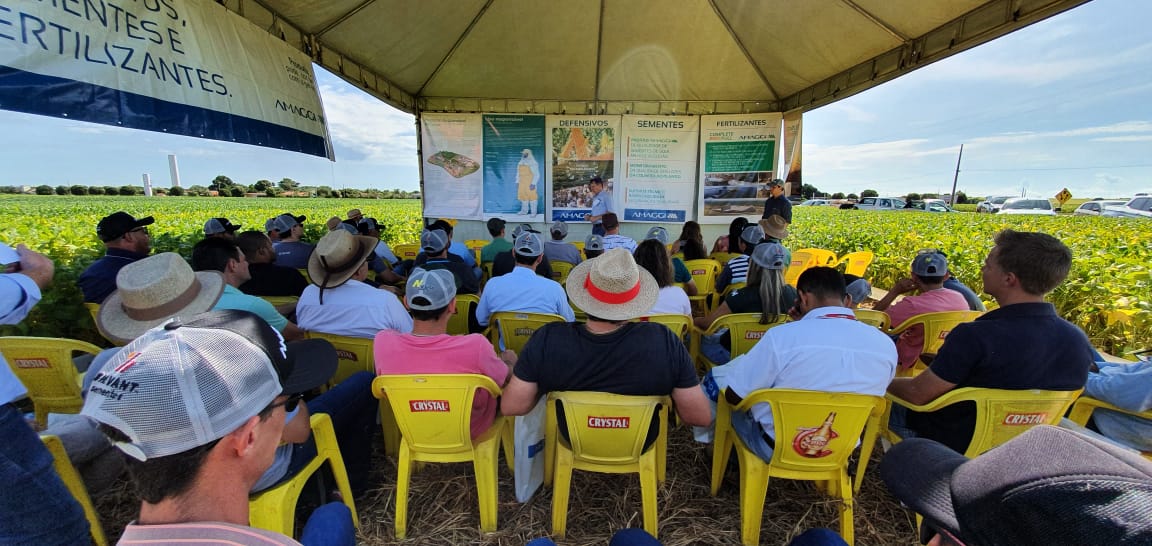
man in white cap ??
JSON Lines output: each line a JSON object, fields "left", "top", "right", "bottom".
{"left": 191, "top": 238, "right": 306, "bottom": 341}
{"left": 296, "top": 230, "right": 413, "bottom": 338}
{"left": 491, "top": 224, "right": 555, "bottom": 280}
{"left": 871, "top": 251, "right": 970, "bottom": 371}
{"left": 413, "top": 228, "right": 480, "bottom": 294}
{"left": 203, "top": 217, "right": 241, "bottom": 240}
{"left": 375, "top": 268, "right": 517, "bottom": 439}
{"left": 476, "top": 232, "right": 574, "bottom": 328}
{"left": 544, "top": 221, "right": 582, "bottom": 265}
{"left": 270, "top": 213, "right": 314, "bottom": 269}
{"left": 501, "top": 249, "right": 712, "bottom": 428}
{"left": 82, "top": 310, "right": 355, "bottom": 545}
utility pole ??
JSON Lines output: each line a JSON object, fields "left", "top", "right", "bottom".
{"left": 949, "top": 144, "right": 964, "bottom": 205}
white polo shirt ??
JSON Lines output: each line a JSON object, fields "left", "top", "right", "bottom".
{"left": 724, "top": 306, "right": 898, "bottom": 438}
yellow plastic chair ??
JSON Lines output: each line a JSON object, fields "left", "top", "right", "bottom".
{"left": 0, "top": 337, "right": 100, "bottom": 427}
{"left": 888, "top": 310, "right": 982, "bottom": 376}
{"left": 795, "top": 248, "right": 838, "bottom": 267}
{"left": 40, "top": 434, "right": 107, "bottom": 546}
{"left": 296, "top": 268, "right": 311, "bottom": 285}
{"left": 306, "top": 332, "right": 400, "bottom": 457}
{"left": 710, "top": 389, "right": 885, "bottom": 546}
{"left": 448, "top": 294, "right": 480, "bottom": 335}
{"left": 636, "top": 314, "right": 696, "bottom": 362}
{"left": 710, "top": 251, "right": 741, "bottom": 264}
{"left": 853, "top": 309, "right": 890, "bottom": 330}
{"left": 249, "top": 413, "right": 359, "bottom": 537}
{"left": 572, "top": 241, "right": 585, "bottom": 252}
{"left": 394, "top": 243, "right": 421, "bottom": 261}
{"left": 464, "top": 239, "right": 488, "bottom": 265}
{"left": 486, "top": 311, "right": 566, "bottom": 354}
{"left": 371, "top": 374, "right": 512, "bottom": 539}
{"left": 696, "top": 314, "right": 789, "bottom": 371}
{"left": 1066, "top": 396, "right": 1152, "bottom": 461}
{"left": 548, "top": 392, "right": 670, "bottom": 538}
{"left": 836, "top": 251, "right": 875, "bottom": 277}
{"left": 718, "top": 281, "right": 746, "bottom": 304}
{"left": 783, "top": 250, "right": 816, "bottom": 286}
{"left": 683, "top": 259, "right": 721, "bottom": 315}
{"left": 259, "top": 295, "right": 299, "bottom": 307}
{"left": 884, "top": 387, "right": 1084, "bottom": 458}
{"left": 568, "top": 299, "right": 588, "bottom": 323}
{"left": 551, "top": 260, "right": 574, "bottom": 285}
{"left": 85, "top": 303, "right": 124, "bottom": 347}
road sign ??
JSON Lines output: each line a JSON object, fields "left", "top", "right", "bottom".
{"left": 1055, "top": 188, "right": 1072, "bottom": 205}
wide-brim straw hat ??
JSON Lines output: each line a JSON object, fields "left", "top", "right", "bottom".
{"left": 760, "top": 214, "right": 789, "bottom": 240}
{"left": 308, "top": 230, "right": 378, "bottom": 289}
{"left": 566, "top": 248, "right": 659, "bottom": 321}
{"left": 98, "top": 253, "right": 225, "bottom": 344}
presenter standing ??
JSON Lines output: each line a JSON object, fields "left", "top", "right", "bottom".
{"left": 583, "top": 175, "right": 614, "bottom": 235}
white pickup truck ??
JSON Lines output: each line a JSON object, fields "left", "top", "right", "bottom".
{"left": 851, "top": 196, "right": 907, "bottom": 210}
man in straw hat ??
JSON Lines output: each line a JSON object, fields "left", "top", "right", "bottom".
{"left": 191, "top": 238, "right": 306, "bottom": 341}
{"left": 296, "top": 230, "right": 412, "bottom": 338}
{"left": 476, "top": 231, "right": 574, "bottom": 329}
{"left": 375, "top": 268, "right": 517, "bottom": 439}
{"left": 82, "top": 310, "right": 355, "bottom": 545}
{"left": 501, "top": 248, "right": 712, "bottom": 429}
{"left": 881, "top": 425, "right": 1152, "bottom": 546}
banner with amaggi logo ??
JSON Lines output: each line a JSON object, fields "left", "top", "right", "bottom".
{"left": 697, "top": 113, "right": 782, "bottom": 223}
{"left": 546, "top": 115, "right": 619, "bottom": 223}
{"left": 620, "top": 115, "right": 699, "bottom": 223}
{"left": 0, "top": 0, "right": 332, "bottom": 158}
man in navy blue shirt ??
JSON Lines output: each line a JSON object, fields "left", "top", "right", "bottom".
{"left": 760, "top": 179, "right": 792, "bottom": 223}
{"left": 887, "top": 230, "right": 1094, "bottom": 453}
{"left": 79, "top": 211, "right": 153, "bottom": 303}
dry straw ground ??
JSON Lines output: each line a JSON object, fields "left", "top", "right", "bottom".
{"left": 96, "top": 425, "right": 918, "bottom": 545}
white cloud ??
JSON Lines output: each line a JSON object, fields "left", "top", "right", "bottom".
{"left": 319, "top": 83, "right": 416, "bottom": 166}
{"left": 1092, "top": 135, "right": 1152, "bottom": 143}
{"left": 965, "top": 121, "right": 1152, "bottom": 147}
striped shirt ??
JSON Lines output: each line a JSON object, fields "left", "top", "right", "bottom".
{"left": 602, "top": 234, "right": 638, "bottom": 252}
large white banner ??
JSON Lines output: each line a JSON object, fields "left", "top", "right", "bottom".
{"left": 697, "top": 113, "right": 783, "bottom": 223}
{"left": 421, "top": 113, "right": 483, "bottom": 220}
{"left": 0, "top": 0, "right": 331, "bottom": 157}
{"left": 620, "top": 115, "right": 699, "bottom": 223}
{"left": 546, "top": 115, "right": 620, "bottom": 223}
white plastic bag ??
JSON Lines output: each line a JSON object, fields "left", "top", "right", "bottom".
{"left": 513, "top": 396, "right": 547, "bottom": 502}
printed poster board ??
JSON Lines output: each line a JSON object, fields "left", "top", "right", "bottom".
{"left": 420, "top": 113, "right": 483, "bottom": 220}
{"left": 546, "top": 115, "right": 619, "bottom": 223}
{"left": 697, "top": 113, "right": 783, "bottom": 223}
{"left": 620, "top": 115, "right": 699, "bottom": 223}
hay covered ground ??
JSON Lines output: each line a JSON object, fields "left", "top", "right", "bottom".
{"left": 96, "top": 424, "right": 919, "bottom": 545}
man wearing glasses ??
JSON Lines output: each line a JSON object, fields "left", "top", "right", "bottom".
{"left": 81, "top": 310, "right": 356, "bottom": 545}
{"left": 79, "top": 211, "right": 154, "bottom": 303}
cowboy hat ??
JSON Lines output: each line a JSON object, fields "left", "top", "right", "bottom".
{"left": 97, "top": 252, "right": 225, "bottom": 344}
{"left": 565, "top": 248, "right": 659, "bottom": 321}
{"left": 307, "top": 230, "right": 378, "bottom": 289}
{"left": 760, "top": 214, "right": 789, "bottom": 240}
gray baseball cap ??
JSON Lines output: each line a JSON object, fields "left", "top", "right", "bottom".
{"left": 420, "top": 229, "right": 449, "bottom": 254}
{"left": 550, "top": 221, "right": 568, "bottom": 238}
{"left": 912, "top": 252, "right": 949, "bottom": 277}
{"left": 740, "top": 225, "right": 765, "bottom": 245}
{"left": 514, "top": 232, "right": 543, "bottom": 257}
{"left": 511, "top": 223, "right": 534, "bottom": 239}
{"left": 645, "top": 226, "right": 670, "bottom": 245}
{"left": 405, "top": 268, "right": 457, "bottom": 311}
{"left": 585, "top": 234, "right": 605, "bottom": 251}
{"left": 751, "top": 242, "right": 787, "bottom": 270}
{"left": 271, "top": 213, "right": 305, "bottom": 234}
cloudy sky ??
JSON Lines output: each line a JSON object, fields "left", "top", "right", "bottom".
{"left": 0, "top": 0, "right": 1147, "bottom": 200}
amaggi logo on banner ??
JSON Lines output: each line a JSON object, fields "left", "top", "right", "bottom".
{"left": 410, "top": 400, "right": 450, "bottom": 412}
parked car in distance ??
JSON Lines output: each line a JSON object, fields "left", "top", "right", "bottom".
{"left": 977, "top": 195, "right": 1012, "bottom": 213}
{"left": 853, "top": 196, "right": 907, "bottom": 210}
{"left": 998, "top": 197, "right": 1055, "bottom": 216}
{"left": 1101, "top": 196, "right": 1152, "bottom": 219}
{"left": 1074, "top": 200, "right": 1127, "bottom": 216}
{"left": 798, "top": 199, "right": 830, "bottom": 206}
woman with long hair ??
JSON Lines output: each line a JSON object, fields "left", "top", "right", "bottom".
{"left": 711, "top": 217, "right": 749, "bottom": 254}
{"left": 634, "top": 239, "right": 691, "bottom": 316}
{"left": 672, "top": 221, "right": 708, "bottom": 260}
{"left": 696, "top": 242, "right": 795, "bottom": 363}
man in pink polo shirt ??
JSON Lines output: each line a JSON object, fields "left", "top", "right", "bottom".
{"left": 872, "top": 251, "right": 970, "bottom": 370}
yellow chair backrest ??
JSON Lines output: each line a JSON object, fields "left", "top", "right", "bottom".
{"left": 683, "top": 259, "right": 721, "bottom": 294}
{"left": 886, "top": 387, "right": 1083, "bottom": 458}
{"left": 305, "top": 332, "right": 374, "bottom": 385}
{"left": 719, "top": 281, "right": 746, "bottom": 302}
{"left": 547, "top": 391, "right": 670, "bottom": 537}
{"left": 487, "top": 311, "right": 566, "bottom": 354}
{"left": 85, "top": 303, "right": 124, "bottom": 346}
{"left": 249, "top": 413, "right": 359, "bottom": 537}
{"left": 853, "top": 309, "right": 890, "bottom": 330}
{"left": 0, "top": 337, "right": 100, "bottom": 427}
{"left": 259, "top": 295, "right": 299, "bottom": 308}
{"left": 464, "top": 239, "right": 487, "bottom": 264}
{"left": 448, "top": 294, "right": 480, "bottom": 336}
{"left": 700, "top": 313, "right": 789, "bottom": 365}
{"left": 394, "top": 243, "right": 421, "bottom": 261}
{"left": 837, "top": 251, "right": 875, "bottom": 277}
{"left": 783, "top": 250, "right": 816, "bottom": 286}
{"left": 636, "top": 314, "right": 691, "bottom": 339}
{"left": 711, "top": 388, "right": 885, "bottom": 546}
{"left": 889, "top": 310, "right": 982, "bottom": 374}
{"left": 551, "top": 261, "right": 574, "bottom": 285}
{"left": 1068, "top": 396, "right": 1152, "bottom": 461}
{"left": 710, "top": 252, "right": 740, "bottom": 264}
{"left": 296, "top": 268, "right": 311, "bottom": 284}
{"left": 572, "top": 241, "right": 585, "bottom": 252}
{"left": 795, "top": 248, "right": 838, "bottom": 267}
{"left": 41, "top": 434, "right": 107, "bottom": 546}
{"left": 568, "top": 299, "right": 587, "bottom": 323}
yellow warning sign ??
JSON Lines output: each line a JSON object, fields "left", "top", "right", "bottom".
{"left": 1055, "top": 188, "right": 1072, "bottom": 205}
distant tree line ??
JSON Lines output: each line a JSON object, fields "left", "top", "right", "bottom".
{"left": 1, "top": 174, "right": 421, "bottom": 199}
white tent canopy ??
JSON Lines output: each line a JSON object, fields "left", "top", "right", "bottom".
{"left": 221, "top": 0, "right": 1088, "bottom": 115}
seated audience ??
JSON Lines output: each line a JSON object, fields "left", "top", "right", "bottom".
{"left": 697, "top": 242, "right": 797, "bottom": 364}
{"left": 1082, "top": 356, "right": 1152, "bottom": 452}
{"left": 203, "top": 217, "right": 241, "bottom": 240}
{"left": 414, "top": 228, "right": 480, "bottom": 294}
{"left": 671, "top": 220, "right": 709, "bottom": 260}
{"left": 79, "top": 211, "right": 153, "bottom": 303}
{"left": 544, "top": 221, "right": 582, "bottom": 265}
{"left": 429, "top": 219, "right": 482, "bottom": 280}
{"left": 270, "top": 213, "right": 315, "bottom": 269}
{"left": 633, "top": 239, "right": 692, "bottom": 317}
{"left": 715, "top": 224, "right": 765, "bottom": 294}
{"left": 584, "top": 234, "right": 605, "bottom": 260}
{"left": 871, "top": 251, "right": 970, "bottom": 370}
{"left": 480, "top": 218, "right": 512, "bottom": 264}
{"left": 601, "top": 213, "right": 637, "bottom": 252}
{"left": 476, "top": 232, "right": 574, "bottom": 327}
{"left": 191, "top": 237, "right": 306, "bottom": 341}
{"left": 644, "top": 226, "right": 697, "bottom": 296}
{"left": 711, "top": 217, "right": 749, "bottom": 254}
{"left": 491, "top": 224, "right": 555, "bottom": 280}
{"left": 235, "top": 231, "right": 309, "bottom": 297}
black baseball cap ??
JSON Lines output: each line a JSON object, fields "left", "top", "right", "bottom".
{"left": 97, "top": 212, "right": 154, "bottom": 242}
